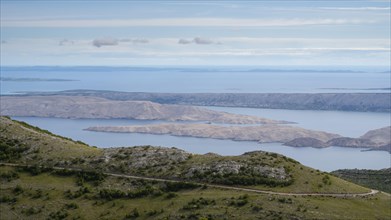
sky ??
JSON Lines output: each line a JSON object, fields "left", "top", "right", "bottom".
{"left": 1, "top": 0, "right": 390, "bottom": 66}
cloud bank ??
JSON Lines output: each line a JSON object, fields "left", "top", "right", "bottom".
{"left": 59, "top": 39, "right": 74, "bottom": 46}
{"left": 178, "top": 37, "right": 220, "bottom": 45}
{"left": 92, "top": 37, "right": 118, "bottom": 47}
{"left": 119, "top": 38, "right": 149, "bottom": 44}
{"left": 1, "top": 18, "right": 376, "bottom": 28}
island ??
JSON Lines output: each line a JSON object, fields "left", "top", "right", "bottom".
{"left": 0, "top": 96, "right": 287, "bottom": 125}
{"left": 85, "top": 124, "right": 391, "bottom": 152}
{"left": 85, "top": 123, "right": 340, "bottom": 143}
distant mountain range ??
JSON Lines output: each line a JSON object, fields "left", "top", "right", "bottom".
{"left": 8, "top": 90, "right": 390, "bottom": 112}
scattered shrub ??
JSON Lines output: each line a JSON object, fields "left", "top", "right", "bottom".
{"left": 162, "top": 182, "right": 199, "bottom": 192}
{"left": 48, "top": 209, "right": 68, "bottom": 220}
{"left": 125, "top": 208, "right": 140, "bottom": 219}
{"left": 13, "top": 185, "right": 24, "bottom": 194}
{"left": 165, "top": 192, "right": 178, "bottom": 199}
{"left": 0, "top": 195, "right": 17, "bottom": 203}
{"left": 182, "top": 197, "right": 216, "bottom": 210}
{"left": 0, "top": 170, "right": 19, "bottom": 181}
{"left": 64, "top": 202, "right": 79, "bottom": 209}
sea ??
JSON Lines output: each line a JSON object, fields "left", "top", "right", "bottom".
{"left": 1, "top": 66, "right": 390, "bottom": 171}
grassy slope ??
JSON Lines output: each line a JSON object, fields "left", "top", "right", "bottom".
{"left": 1, "top": 116, "right": 369, "bottom": 194}
{"left": 1, "top": 166, "right": 390, "bottom": 220}
{"left": 331, "top": 168, "right": 391, "bottom": 193}
{"left": 1, "top": 116, "right": 390, "bottom": 219}
{"left": 0, "top": 116, "right": 102, "bottom": 163}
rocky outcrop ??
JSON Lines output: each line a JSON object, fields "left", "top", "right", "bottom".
{"left": 102, "top": 146, "right": 191, "bottom": 169}
{"left": 360, "top": 126, "right": 391, "bottom": 145}
{"left": 327, "top": 138, "right": 379, "bottom": 148}
{"left": 283, "top": 127, "right": 391, "bottom": 153}
{"left": 86, "top": 123, "right": 340, "bottom": 143}
{"left": 185, "top": 161, "right": 288, "bottom": 180}
{"left": 284, "top": 137, "right": 328, "bottom": 148}
{"left": 0, "top": 96, "right": 287, "bottom": 125}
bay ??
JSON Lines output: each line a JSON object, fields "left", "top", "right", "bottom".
{"left": 4, "top": 66, "right": 390, "bottom": 172}
{"left": 205, "top": 106, "right": 390, "bottom": 137}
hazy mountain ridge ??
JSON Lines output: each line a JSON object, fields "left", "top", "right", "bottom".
{"left": 12, "top": 90, "right": 390, "bottom": 112}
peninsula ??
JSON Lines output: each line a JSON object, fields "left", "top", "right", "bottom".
{"left": 85, "top": 124, "right": 390, "bottom": 152}
{"left": 0, "top": 96, "right": 286, "bottom": 125}
{"left": 86, "top": 123, "right": 340, "bottom": 144}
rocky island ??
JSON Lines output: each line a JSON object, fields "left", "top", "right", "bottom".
{"left": 86, "top": 124, "right": 391, "bottom": 152}
{"left": 0, "top": 96, "right": 287, "bottom": 124}
{"left": 2, "top": 94, "right": 389, "bottom": 152}
{"left": 86, "top": 123, "right": 340, "bottom": 143}
{"left": 285, "top": 126, "right": 391, "bottom": 152}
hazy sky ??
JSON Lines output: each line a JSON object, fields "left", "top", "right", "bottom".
{"left": 1, "top": 0, "right": 390, "bottom": 66}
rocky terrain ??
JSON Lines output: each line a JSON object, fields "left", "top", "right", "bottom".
{"left": 283, "top": 137, "right": 329, "bottom": 148}
{"left": 285, "top": 126, "right": 391, "bottom": 152}
{"left": 0, "top": 96, "right": 286, "bottom": 124}
{"left": 86, "top": 123, "right": 339, "bottom": 143}
{"left": 0, "top": 116, "right": 371, "bottom": 192}
{"left": 14, "top": 90, "right": 391, "bottom": 112}
{"left": 86, "top": 123, "right": 390, "bottom": 152}
{"left": 0, "top": 116, "right": 299, "bottom": 187}
{"left": 1, "top": 116, "right": 390, "bottom": 220}
{"left": 360, "top": 126, "right": 391, "bottom": 144}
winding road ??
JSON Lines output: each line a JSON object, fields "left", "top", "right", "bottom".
{"left": 0, "top": 162, "right": 382, "bottom": 197}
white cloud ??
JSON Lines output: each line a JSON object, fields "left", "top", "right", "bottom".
{"left": 1, "top": 18, "right": 376, "bottom": 27}
{"left": 119, "top": 38, "right": 149, "bottom": 44}
{"left": 320, "top": 7, "right": 391, "bottom": 11}
{"left": 59, "top": 39, "right": 74, "bottom": 46}
{"left": 194, "top": 37, "right": 218, "bottom": 45}
{"left": 131, "top": 38, "right": 149, "bottom": 44}
{"left": 3, "top": 37, "right": 389, "bottom": 67}
{"left": 178, "top": 37, "right": 221, "bottom": 45}
{"left": 92, "top": 37, "right": 118, "bottom": 47}
{"left": 178, "top": 39, "right": 193, "bottom": 44}
{"left": 219, "top": 37, "right": 391, "bottom": 48}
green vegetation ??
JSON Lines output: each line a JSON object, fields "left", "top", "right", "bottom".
{"left": 0, "top": 136, "right": 30, "bottom": 161}
{"left": 1, "top": 166, "right": 390, "bottom": 220}
{"left": 0, "top": 116, "right": 102, "bottom": 163}
{"left": 12, "top": 118, "right": 87, "bottom": 145}
{"left": 331, "top": 168, "right": 391, "bottom": 193}
{"left": 0, "top": 116, "right": 390, "bottom": 219}
{"left": 0, "top": 116, "right": 369, "bottom": 194}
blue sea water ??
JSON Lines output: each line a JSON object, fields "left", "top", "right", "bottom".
{"left": 11, "top": 116, "right": 391, "bottom": 172}
{"left": 1, "top": 66, "right": 390, "bottom": 94}
{"left": 2, "top": 66, "right": 390, "bottom": 171}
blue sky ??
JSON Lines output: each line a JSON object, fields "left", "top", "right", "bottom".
{"left": 1, "top": 0, "right": 390, "bottom": 66}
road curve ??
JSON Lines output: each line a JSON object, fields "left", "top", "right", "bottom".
{"left": 0, "top": 162, "right": 381, "bottom": 197}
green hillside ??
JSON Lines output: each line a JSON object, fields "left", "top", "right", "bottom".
{"left": 331, "top": 168, "right": 391, "bottom": 193}
{"left": 1, "top": 116, "right": 390, "bottom": 219}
